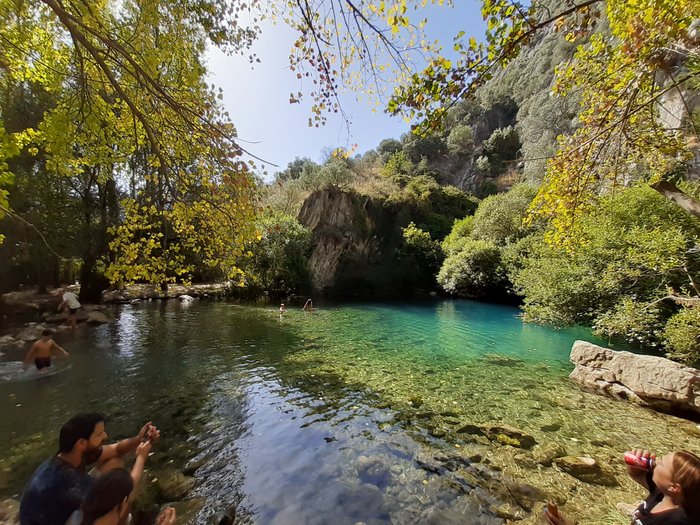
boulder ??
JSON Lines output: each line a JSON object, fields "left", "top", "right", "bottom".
{"left": 569, "top": 341, "right": 700, "bottom": 416}
{"left": 86, "top": 311, "right": 110, "bottom": 324}
{"left": 178, "top": 295, "right": 195, "bottom": 302}
{"left": 0, "top": 336, "right": 24, "bottom": 351}
{"left": 15, "top": 323, "right": 46, "bottom": 342}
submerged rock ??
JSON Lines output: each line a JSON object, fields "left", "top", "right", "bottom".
{"left": 338, "top": 483, "right": 386, "bottom": 519}
{"left": 486, "top": 425, "right": 536, "bottom": 449}
{"left": 355, "top": 455, "right": 392, "bottom": 486}
{"left": 422, "top": 507, "right": 483, "bottom": 525}
{"left": 0, "top": 499, "right": 18, "bottom": 525}
{"left": 569, "top": 340, "right": 700, "bottom": 416}
{"left": 555, "top": 456, "right": 617, "bottom": 486}
{"left": 532, "top": 443, "right": 567, "bottom": 467}
{"left": 504, "top": 479, "right": 547, "bottom": 511}
{"left": 157, "top": 471, "right": 196, "bottom": 501}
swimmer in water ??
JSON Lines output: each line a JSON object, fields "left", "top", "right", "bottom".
{"left": 23, "top": 329, "right": 70, "bottom": 372}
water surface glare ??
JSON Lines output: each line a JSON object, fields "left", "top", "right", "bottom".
{"left": 0, "top": 300, "right": 698, "bottom": 525}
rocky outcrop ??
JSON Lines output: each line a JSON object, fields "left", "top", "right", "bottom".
{"left": 298, "top": 188, "right": 409, "bottom": 296}
{"left": 569, "top": 340, "right": 700, "bottom": 416}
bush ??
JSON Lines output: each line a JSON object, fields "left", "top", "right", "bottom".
{"left": 511, "top": 186, "right": 700, "bottom": 362}
{"left": 593, "top": 298, "right": 666, "bottom": 348}
{"left": 663, "top": 306, "right": 700, "bottom": 367}
{"left": 437, "top": 239, "right": 506, "bottom": 299}
{"left": 471, "top": 184, "right": 538, "bottom": 245}
{"left": 442, "top": 216, "right": 475, "bottom": 256}
{"left": 398, "top": 222, "right": 444, "bottom": 283}
{"left": 240, "top": 212, "right": 312, "bottom": 297}
{"left": 482, "top": 126, "right": 520, "bottom": 174}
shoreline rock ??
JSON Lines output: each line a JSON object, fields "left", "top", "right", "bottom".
{"left": 569, "top": 340, "right": 700, "bottom": 417}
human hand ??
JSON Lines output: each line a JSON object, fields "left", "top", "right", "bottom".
{"left": 136, "top": 439, "right": 152, "bottom": 459}
{"left": 625, "top": 448, "right": 655, "bottom": 474}
{"left": 137, "top": 422, "right": 153, "bottom": 441}
{"left": 156, "top": 507, "right": 176, "bottom": 525}
{"left": 543, "top": 508, "right": 576, "bottom": 525}
{"left": 146, "top": 423, "right": 160, "bottom": 443}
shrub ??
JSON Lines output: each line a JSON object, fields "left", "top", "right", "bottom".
{"left": 437, "top": 239, "right": 506, "bottom": 299}
{"left": 663, "top": 306, "right": 700, "bottom": 367}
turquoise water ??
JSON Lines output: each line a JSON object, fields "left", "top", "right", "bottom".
{"left": 0, "top": 300, "right": 698, "bottom": 524}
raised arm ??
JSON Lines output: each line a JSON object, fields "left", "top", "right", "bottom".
{"left": 128, "top": 440, "right": 152, "bottom": 501}
{"left": 99, "top": 422, "right": 159, "bottom": 462}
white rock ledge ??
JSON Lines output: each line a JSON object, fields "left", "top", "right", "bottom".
{"left": 569, "top": 340, "right": 700, "bottom": 417}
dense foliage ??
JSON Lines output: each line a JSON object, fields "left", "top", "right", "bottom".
{"left": 236, "top": 212, "right": 313, "bottom": 298}
{"left": 437, "top": 184, "right": 700, "bottom": 365}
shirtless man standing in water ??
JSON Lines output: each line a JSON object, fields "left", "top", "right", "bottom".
{"left": 23, "top": 329, "right": 70, "bottom": 371}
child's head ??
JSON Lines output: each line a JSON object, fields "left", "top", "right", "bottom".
{"left": 41, "top": 328, "right": 54, "bottom": 338}
{"left": 81, "top": 468, "right": 133, "bottom": 525}
{"left": 673, "top": 451, "right": 700, "bottom": 516}
{"left": 653, "top": 450, "right": 700, "bottom": 516}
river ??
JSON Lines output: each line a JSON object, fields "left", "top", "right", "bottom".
{"left": 0, "top": 300, "right": 698, "bottom": 524}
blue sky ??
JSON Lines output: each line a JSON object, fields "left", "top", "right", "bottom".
{"left": 206, "top": 1, "right": 485, "bottom": 176}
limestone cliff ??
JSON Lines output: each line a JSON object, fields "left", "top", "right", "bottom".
{"left": 298, "top": 188, "right": 410, "bottom": 297}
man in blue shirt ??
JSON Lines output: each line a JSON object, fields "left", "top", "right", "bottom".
{"left": 19, "top": 413, "right": 159, "bottom": 525}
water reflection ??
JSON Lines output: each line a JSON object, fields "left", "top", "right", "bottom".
{"left": 0, "top": 300, "right": 698, "bottom": 525}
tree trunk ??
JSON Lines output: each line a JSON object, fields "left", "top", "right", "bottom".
{"left": 79, "top": 256, "right": 108, "bottom": 303}
{"left": 651, "top": 181, "right": 700, "bottom": 219}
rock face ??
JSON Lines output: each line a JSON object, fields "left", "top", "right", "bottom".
{"left": 569, "top": 340, "right": 700, "bottom": 416}
{"left": 298, "top": 187, "right": 409, "bottom": 297}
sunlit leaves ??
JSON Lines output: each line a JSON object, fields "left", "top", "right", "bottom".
{"left": 0, "top": 0, "right": 261, "bottom": 278}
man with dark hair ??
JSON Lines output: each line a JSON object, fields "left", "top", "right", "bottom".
{"left": 19, "top": 413, "right": 160, "bottom": 525}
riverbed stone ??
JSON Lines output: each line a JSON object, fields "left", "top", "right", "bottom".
{"left": 355, "top": 455, "right": 391, "bottom": 486}
{"left": 504, "top": 479, "right": 547, "bottom": 511}
{"left": 157, "top": 471, "right": 196, "bottom": 501}
{"left": 485, "top": 425, "right": 536, "bottom": 449}
{"left": 337, "top": 483, "right": 385, "bottom": 519}
{"left": 15, "top": 323, "right": 47, "bottom": 342}
{"left": 0, "top": 499, "right": 18, "bottom": 525}
{"left": 569, "top": 340, "right": 700, "bottom": 416}
{"left": 422, "top": 507, "right": 482, "bottom": 525}
{"left": 533, "top": 443, "right": 567, "bottom": 467}
{"left": 0, "top": 336, "right": 23, "bottom": 351}
{"left": 555, "top": 456, "right": 617, "bottom": 486}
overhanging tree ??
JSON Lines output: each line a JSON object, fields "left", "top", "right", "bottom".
{"left": 0, "top": 0, "right": 262, "bottom": 299}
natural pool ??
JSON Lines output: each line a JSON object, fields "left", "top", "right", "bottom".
{"left": 0, "top": 300, "right": 698, "bottom": 525}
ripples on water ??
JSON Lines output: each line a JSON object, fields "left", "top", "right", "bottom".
{"left": 0, "top": 300, "right": 698, "bottom": 525}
